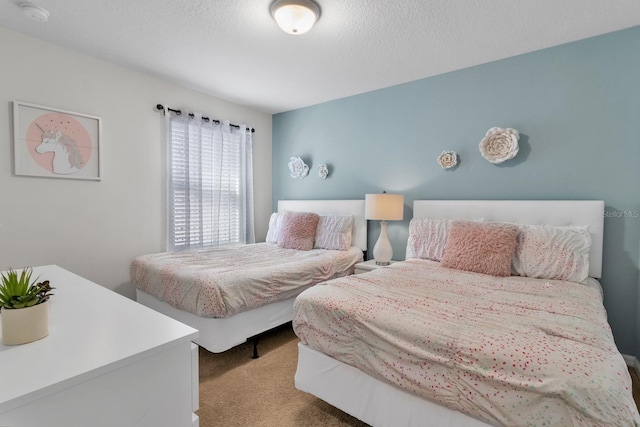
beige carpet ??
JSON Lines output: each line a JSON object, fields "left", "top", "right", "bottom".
{"left": 197, "top": 324, "right": 369, "bottom": 427}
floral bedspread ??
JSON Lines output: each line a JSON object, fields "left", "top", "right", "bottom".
{"left": 131, "top": 243, "right": 362, "bottom": 318}
{"left": 293, "top": 259, "right": 640, "bottom": 426}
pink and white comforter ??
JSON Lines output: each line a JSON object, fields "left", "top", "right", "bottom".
{"left": 131, "top": 243, "right": 362, "bottom": 318}
{"left": 293, "top": 259, "right": 640, "bottom": 426}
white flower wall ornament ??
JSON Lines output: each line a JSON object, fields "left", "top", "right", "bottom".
{"left": 437, "top": 151, "right": 458, "bottom": 169}
{"left": 317, "top": 163, "right": 329, "bottom": 179}
{"left": 479, "top": 127, "right": 520, "bottom": 164}
{"left": 288, "top": 156, "right": 309, "bottom": 179}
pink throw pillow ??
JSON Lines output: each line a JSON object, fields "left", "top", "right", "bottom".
{"left": 441, "top": 221, "right": 518, "bottom": 277}
{"left": 277, "top": 212, "right": 320, "bottom": 251}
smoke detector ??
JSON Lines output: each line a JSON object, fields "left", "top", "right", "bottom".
{"left": 20, "top": 3, "right": 50, "bottom": 22}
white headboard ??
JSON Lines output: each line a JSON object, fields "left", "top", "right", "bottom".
{"left": 277, "top": 200, "right": 367, "bottom": 251}
{"left": 413, "top": 200, "right": 604, "bottom": 278}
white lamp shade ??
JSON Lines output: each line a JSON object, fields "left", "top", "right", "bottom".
{"left": 270, "top": 0, "right": 320, "bottom": 35}
{"left": 365, "top": 194, "right": 404, "bottom": 221}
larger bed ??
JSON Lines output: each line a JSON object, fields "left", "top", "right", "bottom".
{"left": 132, "top": 199, "right": 366, "bottom": 353}
{"left": 293, "top": 200, "right": 640, "bottom": 426}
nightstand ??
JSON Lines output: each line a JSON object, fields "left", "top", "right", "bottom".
{"left": 354, "top": 259, "right": 398, "bottom": 274}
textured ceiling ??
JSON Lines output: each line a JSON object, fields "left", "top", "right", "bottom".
{"left": 1, "top": 0, "right": 639, "bottom": 114}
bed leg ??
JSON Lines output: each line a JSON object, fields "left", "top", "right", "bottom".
{"left": 252, "top": 337, "right": 260, "bottom": 359}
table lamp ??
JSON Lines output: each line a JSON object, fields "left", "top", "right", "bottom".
{"left": 365, "top": 193, "right": 404, "bottom": 265}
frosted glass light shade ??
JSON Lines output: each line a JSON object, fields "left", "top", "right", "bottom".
{"left": 270, "top": 0, "right": 320, "bottom": 35}
{"left": 365, "top": 193, "right": 404, "bottom": 221}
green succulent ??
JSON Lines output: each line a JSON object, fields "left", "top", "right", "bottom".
{"left": 0, "top": 267, "right": 54, "bottom": 310}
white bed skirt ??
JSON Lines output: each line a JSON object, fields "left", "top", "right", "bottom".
{"left": 295, "top": 343, "right": 493, "bottom": 427}
{"left": 136, "top": 289, "right": 294, "bottom": 353}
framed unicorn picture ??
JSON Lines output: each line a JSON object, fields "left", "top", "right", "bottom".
{"left": 13, "top": 101, "right": 102, "bottom": 180}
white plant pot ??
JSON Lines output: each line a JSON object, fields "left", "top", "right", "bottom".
{"left": 1, "top": 300, "right": 50, "bottom": 345}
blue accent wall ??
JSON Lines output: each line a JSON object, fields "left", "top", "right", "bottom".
{"left": 273, "top": 27, "right": 640, "bottom": 356}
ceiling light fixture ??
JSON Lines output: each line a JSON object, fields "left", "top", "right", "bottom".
{"left": 270, "top": 0, "right": 320, "bottom": 35}
{"left": 20, "top": 2, "right": 49, "bottom": 22}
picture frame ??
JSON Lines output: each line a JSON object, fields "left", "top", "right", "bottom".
{"left": 13, "top": 101, "right": 102, "bottom": 180}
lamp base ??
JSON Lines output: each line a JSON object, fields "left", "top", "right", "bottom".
{"left": 372, "top": 221, "right": 393, "bottom": 266}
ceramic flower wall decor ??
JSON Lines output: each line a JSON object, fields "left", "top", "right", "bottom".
{"left": 317, "top": 163, "right": 329, "bottom": 179}
{"left": 288, "top": 156, "right": 309, "bottom": 179}
{"left": 437, "top": 151, "right": 458, "bottom": 169}
{"left": 479, "top": 127, "right": 520, "bottom": 164}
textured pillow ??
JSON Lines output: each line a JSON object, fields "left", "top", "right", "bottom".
{"left": 314, "top": 214, "right": 353, "bottom": 250}
{"left": 441, "top": 221, "right": 519, "bottom": 277}
{"left": 277, "top": 212, "right": 320, "bottom": 251}
{"left": 406, "top": 218, "right": 484, "bottom": 261}
{"left": 265, "top": 212, "right": 284, "bottom": 244}
{"left": 405, "top": 218, "right": 452, "bottom": 261}
{"left": 512, "top": 224, "right": 591, "bottom": 283}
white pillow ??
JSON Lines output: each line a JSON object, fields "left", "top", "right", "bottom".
{"left": 314, "top": 214, "right": 353, "bottom": 251}
{"left": 512, "top": 224, "right": 591, "bottom": 283}
{"left": 265, "top": 212, "right": 284, "bottom": 244}
{"left": 405, "top": 218, "right": 451, "bottom": 261}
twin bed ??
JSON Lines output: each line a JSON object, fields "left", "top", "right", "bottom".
{"left": 293, "top": 200, "right": 639, "bottom": 426}
{"left": 132, "top": 200, "right": 367, "bottom": 353}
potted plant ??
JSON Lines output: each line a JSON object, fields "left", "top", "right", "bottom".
{"left": 0, "top": 267, "right": 54, "bottom": 345}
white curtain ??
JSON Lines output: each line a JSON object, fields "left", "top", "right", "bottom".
{"left": 167, "top": 111, "right": 254, "bottom": 251}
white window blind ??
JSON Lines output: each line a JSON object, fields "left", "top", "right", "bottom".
{"left": 167, "top": 112, "right": 254, "bottom": 251}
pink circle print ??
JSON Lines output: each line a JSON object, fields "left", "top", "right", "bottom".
{"left": 26, "top": 113, "right": 92, "bottom": 174}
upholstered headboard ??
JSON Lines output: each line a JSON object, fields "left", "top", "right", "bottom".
{"left": 413, "top": 200, "right": 604, "bottom": 278}
{"left": 277, "top": 200, "right": 367, "bottom": 251}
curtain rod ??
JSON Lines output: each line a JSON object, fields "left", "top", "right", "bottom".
{"left": 155, "top": 104, "right": 255, "bottom": 133}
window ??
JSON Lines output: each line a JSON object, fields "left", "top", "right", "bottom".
{"left": 167, "top": 112, "right": 254, "bottom": 251}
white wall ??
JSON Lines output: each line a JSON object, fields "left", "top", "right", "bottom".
{"left": 0, "top": 27, "right": 273, "bottom": 298}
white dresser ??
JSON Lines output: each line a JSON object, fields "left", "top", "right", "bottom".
{"left": 0, "top": 265, "right": 199, "bottom": 427}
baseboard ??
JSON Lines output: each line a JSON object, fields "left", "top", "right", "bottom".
{"left": 623, "top": 354, "right": 640, "bottom": 374}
